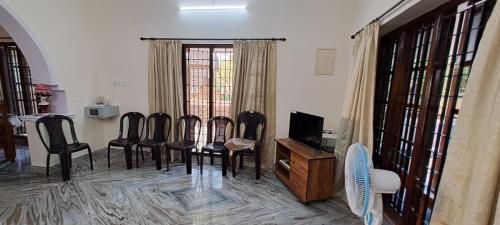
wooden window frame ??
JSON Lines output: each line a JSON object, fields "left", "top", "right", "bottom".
{"left": 182, "top": 44, "right": 234, "bottom": 146}
{"left": 373, "top": 0, "right": 496, "bottom": 224}
{"left": 0, "top": 42, "right": 37, "bottom": 135}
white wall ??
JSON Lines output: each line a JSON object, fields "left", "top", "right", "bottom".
{"left": 352, "top": 0, "right": 401, "bottom": 32}
{"left": 2, "top": 0, "right": 413, "bottom": 150}
{"left": 1, "top": 0, "right": 447, "bottom": 151}
{"left": 94, "top": 0, "right": 358, "bottom": 142}
{"left": 3, "top": 0, "right": 106, "bottom": 149}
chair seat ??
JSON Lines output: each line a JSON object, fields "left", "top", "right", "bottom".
{"left": 51, "top": 142, "right": 90, "bottom": 153}
{"left": 225, "top": 138, "right": 256, "bottom": 152}
{"left": 109, "top": 138, "right": 140, "bottom": 146}
{"left": 202, "top": 143, "right": 226, "bottom": 152}
{"left": 139, "top": 139, "right": 166, "bottom": 147}
{"left": 232, "top": 148, "right": 256, "bottom": 155}
{"left": 169, "top": 141, "right": 196, "bottom": 150}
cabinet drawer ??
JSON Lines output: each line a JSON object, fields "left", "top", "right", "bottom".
{"left": 289, "top": 178, "right": 307, "bottom": 200}
{"left": 290, "top": 170, "right": 308, "bottom": 188}
{"left": 290, "top": 153, "right": 309, "bottom": 177}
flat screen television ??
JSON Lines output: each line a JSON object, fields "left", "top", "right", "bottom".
{"left": 289, "top": 111, "right": 324, "bottom": 150}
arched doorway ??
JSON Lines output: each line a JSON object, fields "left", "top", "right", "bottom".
{"left": 0, "top": 2, "right": 68, "bottom": 164}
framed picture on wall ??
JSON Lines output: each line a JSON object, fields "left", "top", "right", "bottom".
{"left": 314, "top": 48, "right": 337, "bottom": 76}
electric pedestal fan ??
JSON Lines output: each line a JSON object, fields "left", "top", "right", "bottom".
{"left": 345, "top": 143, "right": 401, "bottom": 225}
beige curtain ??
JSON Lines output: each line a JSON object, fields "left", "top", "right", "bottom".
{"left": 430, "top": 3, "right": 500, "bottom": 225}
{"left": 148, "top": 40, "right": 184, "bottom": 159}
{"left": 334, "top": 21, "right": 379, "bottom": 195}
{"left": 231, "top": 40, "right": 277, "bottom": 168}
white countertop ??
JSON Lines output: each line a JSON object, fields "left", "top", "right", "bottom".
{"left": 19, "top": 113, "right": 76, "bottom": 121}
{"left": 323, "top": 133, "right": 337, "bottom": 139}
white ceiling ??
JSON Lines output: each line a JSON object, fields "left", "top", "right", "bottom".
{"left": 381, "top": 0, "right": 449, "bottom": 34}
{"left": 176, "top": 0, "right": 248, "bottom": 8}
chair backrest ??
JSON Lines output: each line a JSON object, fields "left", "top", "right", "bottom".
{"left": 207, "top": 116, "right": 234, "bottom": 144}
{"left": 145, "top": 112, "right": 172, "bottom": 143}
{"left": 175, "top": 115, "right": 201, "bottom": 144}
{"left": 236, "top": 111, "right": 266, "bottom": 144}
{"left": 35, "top": 114, "right": 78, "bottom": 152}
{"left": 118, "top": 112, "right": 145, "bottom": 140}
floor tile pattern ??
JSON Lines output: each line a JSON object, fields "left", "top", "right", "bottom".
{"left": 0, "top": 148, "right": 364, "bottom": 225}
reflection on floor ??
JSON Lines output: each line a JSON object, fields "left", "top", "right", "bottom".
{"left": 0, "top": 145, "right": 31, "bottom": 174}
{"left": 0, "top": 148, "right": 365, "bottom": 225}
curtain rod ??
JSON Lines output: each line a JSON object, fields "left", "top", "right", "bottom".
{"left": 140, "top": 37, "right": 287, "bottom": 41}
{"left": 350, "top": 0, "right": 407, "bottom": 39}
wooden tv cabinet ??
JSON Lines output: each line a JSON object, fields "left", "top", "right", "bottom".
{"left": 274, "top": 138, "right": 336, "bottom": 203}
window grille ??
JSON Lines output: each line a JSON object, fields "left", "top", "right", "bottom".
{"left": 183, "top": 45, "right": 233, "bottom": 148}
{"left": 0, "top": 43, "right": 37, "bottom": 135}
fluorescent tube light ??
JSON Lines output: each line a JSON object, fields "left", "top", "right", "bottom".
{"left": 179, "top": 5, "right": 247, "bottom": 11}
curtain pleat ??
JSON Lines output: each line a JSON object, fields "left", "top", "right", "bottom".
{"left": 430, "top": 3, "right": 500, "bottom": 225}
{"left": 231, "top": 40, "right": 277, "bottom": 168}
{"left": 148, "top": 40, "right": 184, "bottom": 160}
{"left": 334, "top": 21, "right": 379, "bottom": 196}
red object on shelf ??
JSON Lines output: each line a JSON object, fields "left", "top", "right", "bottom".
{"left": 35, "top": 84, "right": 52, "bottom": 96}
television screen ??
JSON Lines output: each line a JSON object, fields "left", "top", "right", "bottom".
{"left": 289, "top": 111, "right": 324, "bottom": 150}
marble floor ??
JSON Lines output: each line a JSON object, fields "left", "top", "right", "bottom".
{"left": 0, "top": 147, "right": 365, "bottom": 225}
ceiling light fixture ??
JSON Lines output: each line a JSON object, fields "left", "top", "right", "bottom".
{"left": 179, "top": 5, "right": 247, "bottom": 11}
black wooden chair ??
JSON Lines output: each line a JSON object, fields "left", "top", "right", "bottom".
{"left": 35, "top": 114, "right": 93, "bottom": 181}
{"left": 200, "top": 116, "right": 234, "bottom": 176}
{"left": 167, "top": 115, "right": 201, "bottom": 174}
{"left": 231, "top": 111, "right": 266, "bottom": 179}
{"left": 138, "top": 113, "right": 171, "bottom": 170}
{"left": 108, "top": 112, "right": 145, "bottom": 169}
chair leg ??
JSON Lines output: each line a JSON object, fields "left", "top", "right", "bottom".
{"left": 200, "top": 149, "right": 204, "bottom": 174}
{"left": 239, "top": 154, "right": 244, "bottom": 169}
{"left": 88, "top": 147, "right": 94, "bottom": 170}
{"left": 107, "top": 144, "right": 111, "bottom": 168}
{"left": 124, "top": 146, "right": 133, "bottom": 170}
{"left": 136, "top": 145, "right": 140, "bottom": 168}
{"left": 185, "top": 149, "right": 192, "bottom": 174}
{"left": 210, "top": 151, "right": 214, "bottom": 165}
{"left": 165, "top": 147, "right": 170, "bottom": 172}
{"left": 222, "top": 149, "right": 227, "bottom": 177}
{"left": 196, "top": 148, "right": 200, "bottom": 166}
{"left": 141, "top": 146, "right": 145, "bottom": 161}
{"left": 69, "top": 153, "right": 72, "bottom": 168}
{"left": 255, "top": 151, "right": 261, "bottom": 180}
{"left": 46, "top": 154, "right": 50, "bottom": 177}
{"left": 59, "top": 151, "right": 71, "bottom": 181}
{"left": 181, "top": 152, "right": 185, "bottom": 163}
{"left": 154, "top": 145, "right": 162, "bottom": 170}
{"left": 232, "top": 152, "right": 237, "bottom": 177}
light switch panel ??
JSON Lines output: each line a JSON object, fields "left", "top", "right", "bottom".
{"left": 112, "top": 80, "right": 128, "bottom": 87}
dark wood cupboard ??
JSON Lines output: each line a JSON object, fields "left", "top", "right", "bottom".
{"left": 274, "top": 138, "right": 336, "bottom": 203}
